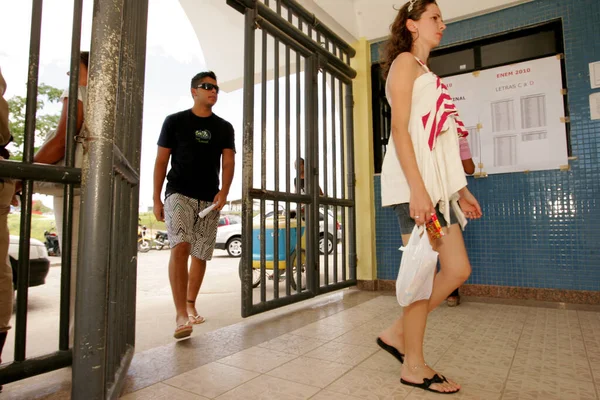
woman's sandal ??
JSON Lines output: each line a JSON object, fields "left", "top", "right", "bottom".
{"left": 376, "top": 337, "right": 405, "bottom": 363}
{"left": 188, "top": 315, "right": 206, "bottom": 325}
{"left": 187, "top": 299, "right": 205, "bottom": 325}
{"left": 401, "top": 374, "right": 459, "bottom": 394}
{"left": 174, "top": 321, "right": 193, "bottom": 339}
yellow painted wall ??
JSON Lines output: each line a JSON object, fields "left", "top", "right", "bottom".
{"left": 350, "top": 38, "right": 377, "bottom": 281}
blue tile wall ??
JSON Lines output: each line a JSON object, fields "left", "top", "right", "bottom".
{"left": 372, "top": 0, "right": 600, "bottom": 291}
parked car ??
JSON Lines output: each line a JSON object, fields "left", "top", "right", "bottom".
{"left": 218, "top": 215, "right": 240, "bottom": 227}
{"left": 215, "top": 215, "right": 242, "bottom": 257}
{"left": 8, "top": 235, "right": 51, "bottom": 288}
{"left": 215, "top": 209, "right": 341, "bottom": 257}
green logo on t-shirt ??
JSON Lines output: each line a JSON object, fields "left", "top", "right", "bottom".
{"left": 195, "top": 129, "right": 211, "bottom": 143}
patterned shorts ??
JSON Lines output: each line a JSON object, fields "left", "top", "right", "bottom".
{"left": 164, "top": 193, "right": 220, "bottom": 261}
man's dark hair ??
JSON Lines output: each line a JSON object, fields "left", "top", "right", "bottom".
{"left": 191, "top": 71, "right": 217, "bottom": 88}
{"left": 80, "top": 51, "right": 89, "bottom": 68}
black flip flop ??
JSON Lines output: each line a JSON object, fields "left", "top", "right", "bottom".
{"left": 376, "top": 337, "right": 404, "bottom": 364}
{"left": 401, "top": 374, "right": 459, "bottom": 394}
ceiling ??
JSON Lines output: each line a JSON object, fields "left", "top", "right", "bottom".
{"left": 180, "top": 0, "right": 534, "bottom": 91}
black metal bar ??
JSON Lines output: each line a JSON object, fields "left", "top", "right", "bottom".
{"left": 273, "top": 7, "right": 280, "bottom": 299}
{"left": 249, "top": 188, "right": 310, "bottom": 203}
{"left": 107, "top": 176, "right": 121, "bottom": 385}
{"left": 321, "top": 62, "right": 353, "bottom": 85}
{"left": 243, "top": 290, "right": 313, "bottom": 317}
{"left": 259, "top": 14, "right": 268, "bottom": 304}
{"left": 106, "top": 346, "right": 134, "bottom": 400}
{"left": 316, "top": 279, "right": 357, "bottom": 295}
{"left": 127, "top": 0, "right": 148, "bottom": 351}
{"left": 255, "top": 2, "right": 355, "bottom": 80}
{"left": 0, "top": 161, "right": 81, "bottom": 184}
{"left": 59, "top": 0, "right": 83, "bottom": 351}
{"left": 306, "top": 55, "right": 318, "bottom": 294}
{"left": 295, "top": 22, "right": 302, "bottom": 295}
{"left": 284, "top": 0, "right": 353, "bottom": 56}
{"left": 241, "top": 4, "right": 257, "bottom": 318}
{"left": 72, "top": 0, "right": 124, "bottom": 397}
{"left": 256, "top": 16, "right": 312, "bottom": 58}
{"left": 0, "top": 350, "right": 72, "bottom": 385}
{"left": 22, "top": 0, "right": 43, "bottom": 164}
{"left": 228, "top": 0, "right": 355, "bottom": 57}
{"left": 113, "top": 144, "right": 140, "bottom": 185}
{"left": 321, "top": 63, "right": 329, "bottom": 287}
{"left": 339, "top": 72, "right": 347, "bottom": 282}
{"left": 345, "top": 80, "right": 357, "bottom": 282}
{"left": 331, "top": 68, "right": 338, "bottom": 284}
{"left": 14, "top": 0, "right": 44, "bottom": 362}
{"left": 285, "top": 7, "right": 292, "bottom": 296}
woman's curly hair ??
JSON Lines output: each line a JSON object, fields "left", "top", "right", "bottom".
{"left": 381, "top": 0, "right": 438, "bottom": 79}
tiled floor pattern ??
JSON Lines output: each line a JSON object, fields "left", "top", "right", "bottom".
{"left": 121, "top": 296, "right": 600, "bottom": 400}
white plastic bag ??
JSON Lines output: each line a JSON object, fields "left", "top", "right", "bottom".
{"left": 396, "top": 225, "right": 439, "bottom": 306}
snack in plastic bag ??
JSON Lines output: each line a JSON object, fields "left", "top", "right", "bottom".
{"left": 426, "top": 214, "right": 444, "bottom": 240}
{"left": 396, "top": 225, "right": 439, "bottom": 306}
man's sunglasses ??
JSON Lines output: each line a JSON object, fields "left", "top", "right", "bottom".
{"left": 196, "top": 82, "right": 219, "bottom": 94}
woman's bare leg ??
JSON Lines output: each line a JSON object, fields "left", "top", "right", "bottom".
{"left": 379, "top": 225, "right": 471, "bottom": 392}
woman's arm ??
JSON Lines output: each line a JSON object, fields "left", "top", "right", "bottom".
{"left": 388, "top": 53, "right": 434, "bottom": 224}
{"left": 33, "top": 97, "right": 84, "bottom": 165}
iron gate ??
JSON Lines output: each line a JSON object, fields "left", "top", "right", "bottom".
{"left": 228, "top": 0, "right": 357, "bottom": 317}
{"left": 0, "top": 1, "right": 148, "bottom": 398}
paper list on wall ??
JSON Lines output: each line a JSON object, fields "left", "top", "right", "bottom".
{"left": 590, "top": 61, "right": 600, "bottom": 89}
{"left": 442, "top": 55, "right": 568, "bottom": 175}
{"left": 591, "top": 92, "right": 600, "bottom": 120}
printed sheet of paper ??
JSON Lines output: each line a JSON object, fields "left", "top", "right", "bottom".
{"left": 442, "top": 56, "right": 568, "bottom": 174}
{"left": 591, "top": 92, "right": 600, "bottom": 120}
{"left": 589, "top": 61, "right": 600, "bottom": 89}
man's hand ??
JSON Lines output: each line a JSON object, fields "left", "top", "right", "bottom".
{"left": 213, "top": 190, "right": 228, "bottom": 211}
{"left": 154, "top": 200, "right": 165, "bottom": 222}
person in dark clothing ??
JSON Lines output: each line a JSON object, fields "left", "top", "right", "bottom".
{"left": 153, "top": 71, "right": 235, "bottom": 339}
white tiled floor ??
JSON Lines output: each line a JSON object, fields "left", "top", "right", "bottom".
{"left": 120, "top": 296, "right": 600, "bottom": 399}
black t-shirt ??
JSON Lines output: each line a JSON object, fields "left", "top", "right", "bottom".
{"left": 157, "top": 110, "right": 235, "bottom": 201}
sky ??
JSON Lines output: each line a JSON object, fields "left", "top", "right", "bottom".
{"left": 0, "top": 0, "right": 246, "bottom": 210}
{"left": 0, "top": 0, "right": 344, "bottom": 211}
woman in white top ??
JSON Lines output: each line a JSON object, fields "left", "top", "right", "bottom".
{"left": 376, "top": 1, "right": 482, "bottom": 394}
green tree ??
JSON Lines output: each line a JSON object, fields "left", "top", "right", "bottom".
{"left": 7, "top": 84, "right": 63, "bottom": 160}
{"left": 32, "top": 199, "right": 52, "bottom": 214}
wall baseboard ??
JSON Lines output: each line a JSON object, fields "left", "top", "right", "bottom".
{"left": 358, "top": 281, "right": 600, "bottom": 305}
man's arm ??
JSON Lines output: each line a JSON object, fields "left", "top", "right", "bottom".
{"left": 213, "top": 148, "right": 235, "bottom": 211}
{"left": 153, "top": 146, "right": 171, "bottom": 221}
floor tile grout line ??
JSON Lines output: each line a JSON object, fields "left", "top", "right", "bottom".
{"left": 498, "top": 307, "right": 532, "bottom": 398}
{"left": 222, "top": 373, "right": 323, "bottom": 400}
{"left": 577, "top": 309, "right": 600, "bottom": 400}
{"left": 161, "top": 380, "right": 215, "bottom": 399}
{"left": 213, "top": 350, "right": 302, "bottom": 375}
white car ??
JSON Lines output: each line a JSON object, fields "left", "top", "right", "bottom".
{"left": 8, "top": 235, "right": 51, "bottom": 288}
{"left": 215, "top": 209, "right": 342, "bottom": 257}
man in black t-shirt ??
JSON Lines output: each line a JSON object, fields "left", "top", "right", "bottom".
{"left": 153, "top": 71, "right": 235, "bottom": 339}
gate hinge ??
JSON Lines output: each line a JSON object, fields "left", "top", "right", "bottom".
{"left": 252, "top": 3, "right": 260, "bottom": 30}
{"left": 316, "top": 54, "right": 326, "bottom": 73}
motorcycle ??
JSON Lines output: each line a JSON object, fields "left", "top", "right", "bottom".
{"left": 153, "top": 230, "right": 169, "bottom": 249}
{"left": 137, "top": 224, "right": 169, "bottom": 252}
{"left": 44, "top": 229, "right": 60, "bottom": 256}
